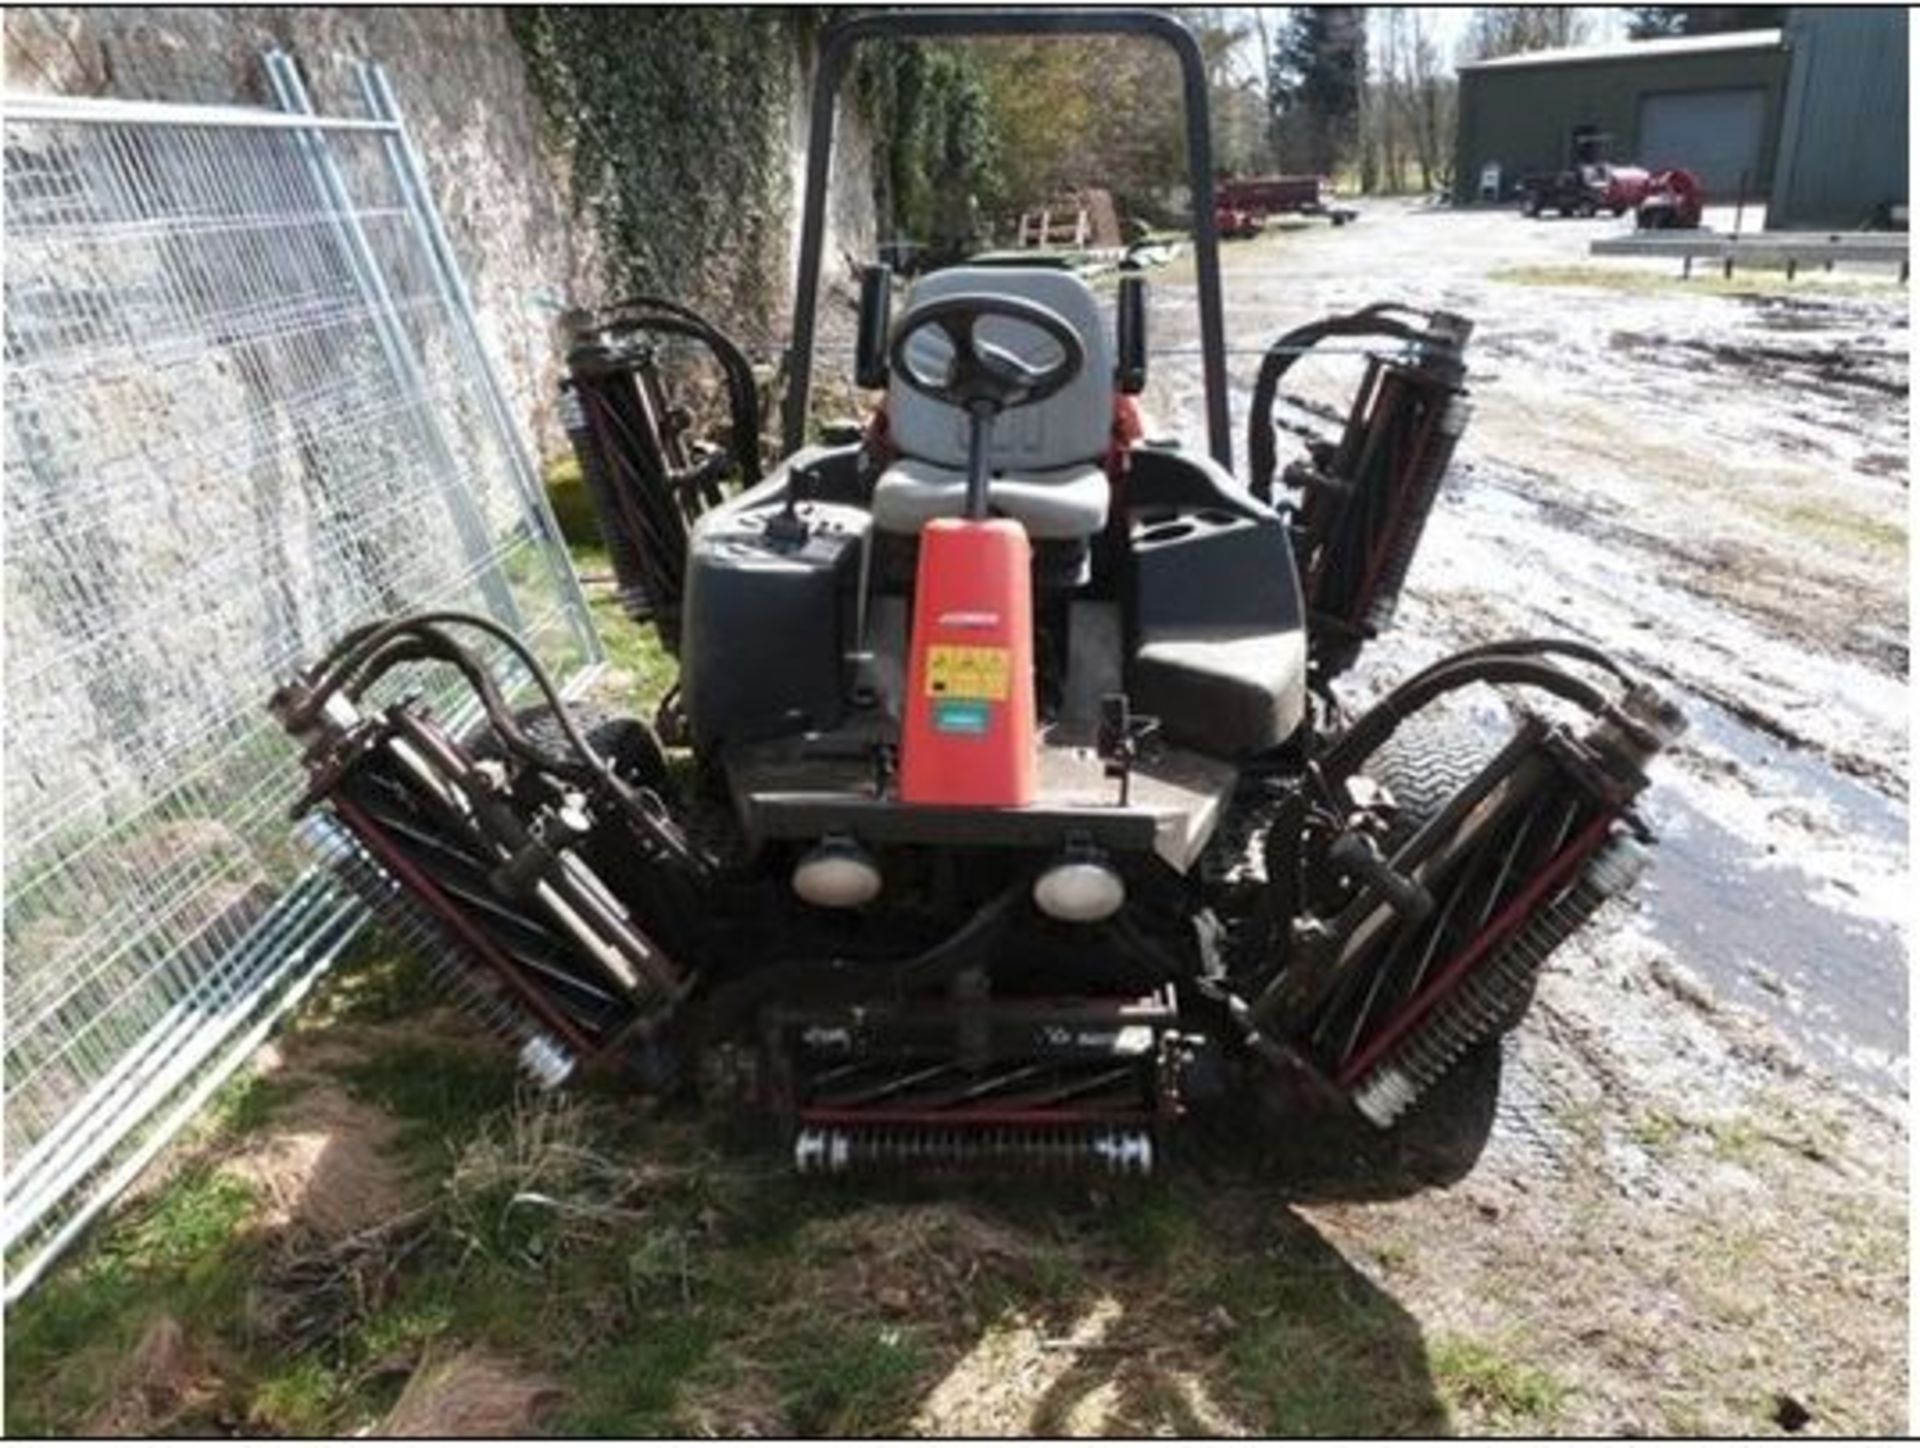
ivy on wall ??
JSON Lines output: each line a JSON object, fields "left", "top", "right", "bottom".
{"left": 510, "top": 7, "right": 806, "bottom": 336}
{"left": 510, "top": 10, "right": 1003, "bottom": 328}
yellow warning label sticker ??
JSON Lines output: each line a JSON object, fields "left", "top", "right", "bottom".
{"left": 926, "top": 645, "right": 1011, "bottom": 701}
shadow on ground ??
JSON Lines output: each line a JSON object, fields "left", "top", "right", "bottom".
{"left": 4, "top": 982, "right": 1457, "bottom": 1437}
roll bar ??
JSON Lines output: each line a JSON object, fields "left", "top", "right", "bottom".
{"left": 782, "top": 7, "right": 1232, "bottom": 470}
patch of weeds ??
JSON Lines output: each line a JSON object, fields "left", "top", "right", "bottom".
{"left": 302, "top": 935, "right": 444, "bottom": 1026}
{"left": 1704, "top": 1113, "right": 1768, "bottom": 1166}
{"left": 249, "top": 1357, "right": 343, "bottom": 1435}
{"left": 445, "top": 1178, "right": 576, "bottom": 1274}
{"left": 1216, "top": 1253, "right": 1446, "bottom": 1435}
{"left": 1371, "top": 1237, "right": 1415, "bottom": 1272}
{"left": 1629, "top": 1106, "right": 1688, "bottom": 1152}
{"left": 118, "top": 1166, "right": 258, "bottom": 1271}
{"left": 775, "top": 1322, "right": 926, "bottom": 1435}
{"left": 1760, "top": 499, "right": 1906, "bottom": 554}
{"left": 1550, "top": 1093, "right": 1608, "bottom": 1153}
{"left": 336, "top": 1044, "right": 519, "bottom": 1162}
{"left": 1035, "top": 1237, "right": 1094, "bottom": 1303}
{"left": 624, "top": 1223, "right": 708, "bottom": 1306}
{"left": 355, "top": 1296, "right": 457, "bottom": 1367}
{"left": 573, "top": 551, "right": 679, "bottom": 705}
{"left": 555, "top": 1316, "right": 718, "bottom": 1435}
{"left": 545, "top": 458, "right": 604, "bottom": 549}
{"left": 386, "top": 1254, "right": 550, "bottom": 1356}
{"left": 689, "top": 1159, "right": 816, "bottom": 1257}
{"left": 1101, "top": 1184, "right": 1197, "bottom": 1265}
{"left": 3, "top": 1267, "right": 149, "bottom": 1435}
{"left": 1429, "top": 1333, "right": 1567, "bottom": 1428}
{"left": 4, "top": 1168, "right": 260, "bottom": 1435}
{"left": 1659, "top": 1392, "right": 1712, "bottom": 1435}
{"left": 1823, "top": 1191, "right": 1906, "bottom": 1277}
{"left": 1679, "top": 1222, "right": 1773, "bottom": 1327}
{"left": 202, "top": 1068, "right": 303, "bottom": 1141}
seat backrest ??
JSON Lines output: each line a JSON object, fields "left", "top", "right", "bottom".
{"left": 888, "top": 266, "right": 1114, "bottom": 472}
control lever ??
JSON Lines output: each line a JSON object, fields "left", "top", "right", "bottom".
{"left": 1097, "top": 693, "right": 1159, "bottom": 806}
{"left": 765, "top": 463, "right": 813, "bottom": 547}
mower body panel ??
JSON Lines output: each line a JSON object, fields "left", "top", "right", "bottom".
{"left": 680, "top": 481, "right": 865, "bottom": 751}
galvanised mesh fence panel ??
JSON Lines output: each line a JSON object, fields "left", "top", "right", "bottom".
{"left": 2, "top": 70, "right": 600, "bottom": 1297}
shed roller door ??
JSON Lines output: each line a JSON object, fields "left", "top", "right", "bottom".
{"left": 1638, "top": 88, "right": 1766, "bottom": 195}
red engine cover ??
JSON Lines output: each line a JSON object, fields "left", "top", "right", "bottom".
{"left": 899, "top": 518, "right": 1037, "bottom": 807}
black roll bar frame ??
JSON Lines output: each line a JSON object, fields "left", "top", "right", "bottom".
{"left": 782, "top": 7, "right": 1232, "bottom": 470}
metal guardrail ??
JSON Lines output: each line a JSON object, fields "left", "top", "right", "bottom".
{"left": 1591, "top": 230, "right": 1911, "bottom": 280}
{"left": 2, "top": 61, "right": 601, "bottom": 1299}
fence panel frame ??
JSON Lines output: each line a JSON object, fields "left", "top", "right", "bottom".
{"left": 2, "top": 66, "right": 599, "bottom": 1300}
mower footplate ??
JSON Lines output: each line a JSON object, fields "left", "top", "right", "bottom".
{"left": 729, "top": 733, "right": 1237, "bottom": 872}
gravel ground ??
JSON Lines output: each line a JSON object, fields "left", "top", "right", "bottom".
{"left": 1134, "top": 199, "right": 1909, "bottom": 1433}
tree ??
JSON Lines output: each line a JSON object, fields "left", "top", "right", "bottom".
{"left": 1357, "top": 9, "right": 1459, "bottom": 195}
{"left": 1626, "top": 7, "right": 1788, "bottom": 39}
{"left": 1394, "top": 9, "right": 1456, "bottom": 193}
{"left": 1177, "top": 6, "right": 1267, "bottom": 175}
{"left": 1462, "top": 7, "right": 1592, "bottom": 61}
{"left": 1243, "top": 5, "right": 1280, "bottom": 169}
{"left": 1268, "top": 7, "right": 1368, "bottom": 177}
{"left": 860, "top": 41, "right": 1003, "bottom": 252}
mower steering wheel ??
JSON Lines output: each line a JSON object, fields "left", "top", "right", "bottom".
{"left": 888, "top": 293, "right": 1085, "bottom": 415}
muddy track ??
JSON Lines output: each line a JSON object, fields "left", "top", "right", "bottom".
{"left": 1154, "top": 198, "right": 1908, "bottom": 1103}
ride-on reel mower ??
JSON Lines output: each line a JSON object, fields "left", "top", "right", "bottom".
{"left": 271, "top": 9, "right": 1683, "bottom": 1184}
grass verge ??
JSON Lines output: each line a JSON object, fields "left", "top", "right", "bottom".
{"left": 1491, "top": 262, "right": 1907, "bottom": 298}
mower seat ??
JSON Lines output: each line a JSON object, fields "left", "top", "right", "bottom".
{"left": 869, "top": 458, "right": 1109, "bottom": 540}
{"left": 874, "top": 266, "right": 1113, "bottom": 542}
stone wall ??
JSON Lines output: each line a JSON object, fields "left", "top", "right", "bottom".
{"left": 5, "top": 6, "right": 876, "bottom": 457}
{"left": 1, "top": 8, "right": 876, "bottom": 963}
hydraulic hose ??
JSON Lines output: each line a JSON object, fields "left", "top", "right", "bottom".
{"left": 1395, "top": 636, "right": 1638, "bottom": 691}
{"left": 1319, "top": 654, "right": 1617, "bottom": 784}
{"left": 335, "top": 627, "right": 593, "bottom": 784}
{"left": 286, "top": 612, "right": 625, "bottom": 796}
{"left": 1247, "top": 303, "right": 1445, "bottom": 498}
{"left": 598, "top": 293, "right": 764, "bottom": 486}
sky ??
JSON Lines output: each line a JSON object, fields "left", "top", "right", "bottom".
{"left": 1384, "top": 5, "right": 1632, "bottom": 68}
{"left": 1219, "top": 6, "right": 1634, "bottom": 81}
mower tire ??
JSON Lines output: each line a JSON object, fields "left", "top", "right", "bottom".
{"left": 1219, "top": 1035, "right": 1505, "bottom": 1196}
{"left": 1373, "top": 1036, "right": 1505, "bottom": 1188}
{"left": 1369, "top": 716, "right": 1495, "bottom": 847}
{"left": 1358, "top": 715, "right": 1515, "bottom": 1181}
{"left": 1371, "top": 714, "right": 1540, "bottom": 1039}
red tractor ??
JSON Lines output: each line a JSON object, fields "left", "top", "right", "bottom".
{"left": 1214, "top": 203, "right": 1262, "bottom": 240}
{"left": 1521, "top": 162, "right": 1651, "bottom": 218}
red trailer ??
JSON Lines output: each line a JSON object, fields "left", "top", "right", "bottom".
{"left": 1215, "top": 173, "right": 1357, "bottom": 236}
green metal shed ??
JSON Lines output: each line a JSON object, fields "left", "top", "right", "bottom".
{"left": 1453, "top": 30, "right": 1791, "bottom": 205}
{"left": 1767, "top": 7, "right": 1909, "bottom": 230}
